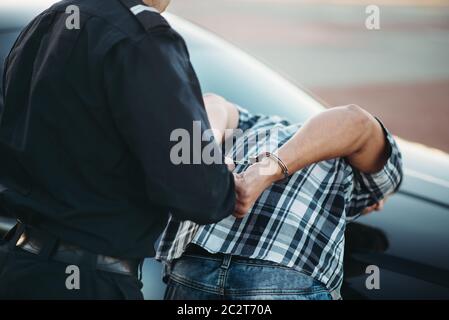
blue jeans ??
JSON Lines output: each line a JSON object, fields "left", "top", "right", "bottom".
{"left": 164, "top": 252, "right": 332, "bottom": 300}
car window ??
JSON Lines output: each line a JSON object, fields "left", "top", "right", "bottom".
{"left": 168, "top": 15, "right": 325, "bottom": 124}
{"left": 186, "top": 38, "right": 324, "bottom": 124}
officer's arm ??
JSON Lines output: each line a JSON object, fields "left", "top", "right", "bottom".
{"left": 103, "top": 33, "right": 235, "bottom": 225}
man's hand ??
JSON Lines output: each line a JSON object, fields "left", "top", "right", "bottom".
{"left": 233, "top": 158, "right": 282, "bottom": 218}
{"left": 362, "top": 199, "right": 387, "bottom": 215}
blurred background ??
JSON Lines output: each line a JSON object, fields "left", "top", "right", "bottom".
{"left": 170, "top": 0, "right": 449, "bottom": 153}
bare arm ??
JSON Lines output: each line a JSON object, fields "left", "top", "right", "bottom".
{"left": 203, "top": 93, "right": 239, "bottom": 144}
{"left": 234, "top": 105, "right": 391, "bottom": 217}
{"left": 279, "top": 104, "right": 389, "bottom": 177}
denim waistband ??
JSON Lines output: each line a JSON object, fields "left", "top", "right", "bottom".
{"left": 183, "top": 244, "right": 301, "bottom": 269}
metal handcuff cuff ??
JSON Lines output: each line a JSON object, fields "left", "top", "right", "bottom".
{"left": 233, "top": 151, "right": 290, "bottom": 181}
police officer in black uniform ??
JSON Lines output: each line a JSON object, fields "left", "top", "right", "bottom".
{"left": 0, "top": 0, "right": 236, "bottom": 299}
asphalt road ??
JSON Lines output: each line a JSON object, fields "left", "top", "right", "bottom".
{"left": 169, "top": 0, "right": 449, "bottom": 153}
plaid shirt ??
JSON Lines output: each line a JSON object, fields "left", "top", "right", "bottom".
{"left": 156, "top": 106, "right": 403, "bottom": 299}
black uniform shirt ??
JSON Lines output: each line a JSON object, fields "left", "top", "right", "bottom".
{"left": 0, "top": 0, "right": 235, "bottom": 258}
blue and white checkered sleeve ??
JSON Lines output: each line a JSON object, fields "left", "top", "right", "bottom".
{"left": 347, "top": 119, "right": 404, "bottom": 219}
{"left": 235, "top": 105, "right": 264, "bottom": 132}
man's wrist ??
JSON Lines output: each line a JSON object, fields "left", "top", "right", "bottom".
{"left": 257, "top": 157, "right": 285, "bottom": 183}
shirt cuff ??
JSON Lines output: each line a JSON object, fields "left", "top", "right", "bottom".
{"left": 356, "top": 118, "right": 404, "bottom": 197}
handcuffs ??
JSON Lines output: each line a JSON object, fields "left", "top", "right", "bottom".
{"left": 233, "top": 151, "right": 290, "bottom": 181}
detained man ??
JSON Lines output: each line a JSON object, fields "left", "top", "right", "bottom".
{"left": 156, "top": 94, "right": 403, "bottom": 300}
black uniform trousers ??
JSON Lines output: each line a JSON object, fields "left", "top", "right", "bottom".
{"left": 0, "top": 231, "right": 144, "bottom": 300}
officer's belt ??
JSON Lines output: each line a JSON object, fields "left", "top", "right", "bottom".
{"left": 9, "top": 223, "right": 140, "bottom": 277}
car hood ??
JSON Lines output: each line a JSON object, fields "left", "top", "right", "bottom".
{"left": 397, "top": 138, "right": 449, "bottom": 208}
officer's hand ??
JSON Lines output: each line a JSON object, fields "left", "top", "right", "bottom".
{"left": 232, "top": 160, "right": 277, "bottom": 219}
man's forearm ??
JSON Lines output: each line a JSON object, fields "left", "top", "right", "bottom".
{"left": 203, "top": 94, "right": 239, "bottom": 144}
{"left": 270, "top": 105, "right": 389, "bottom": 182}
